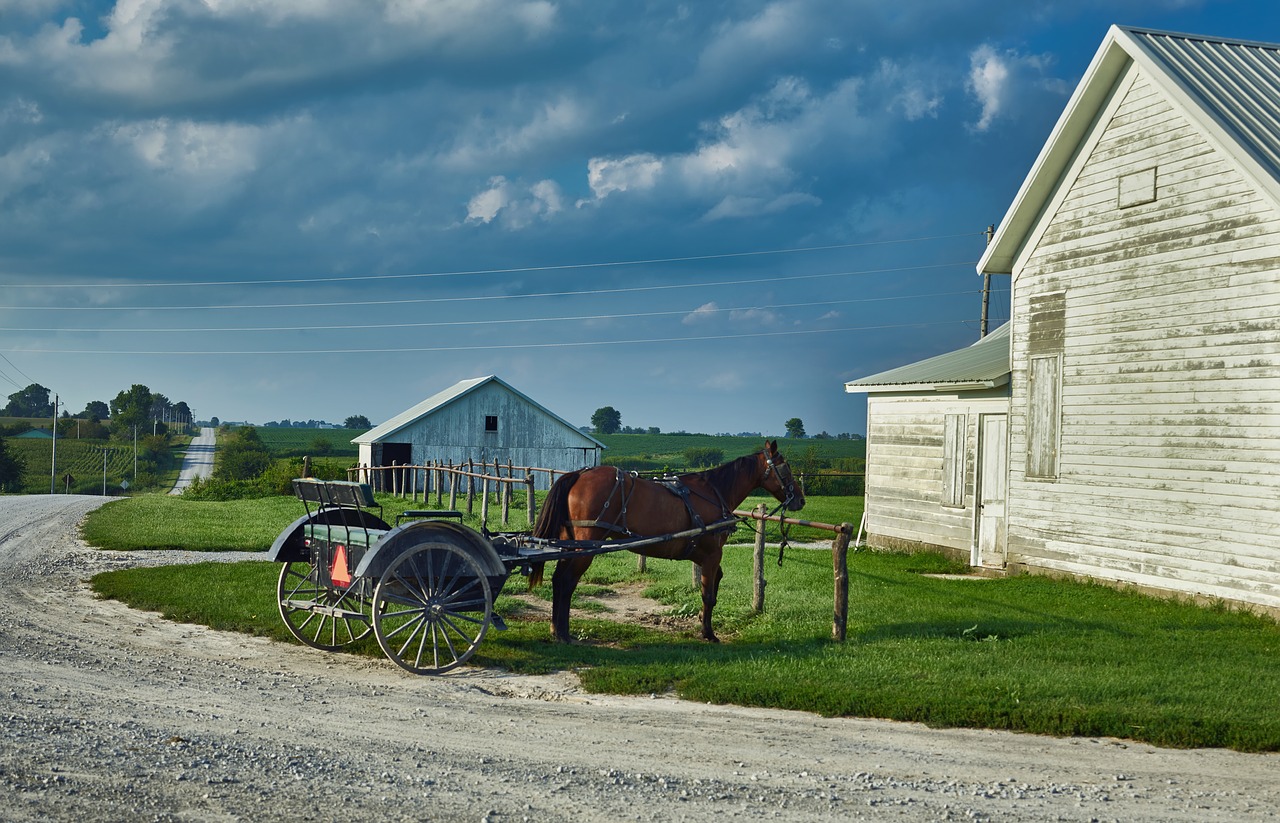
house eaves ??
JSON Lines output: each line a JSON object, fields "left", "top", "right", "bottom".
{"left": 978, "top": 25, "right": 1280, "bottom": 276}
{"left": 844, "top": 323, "right": 1011, "bottom": 395}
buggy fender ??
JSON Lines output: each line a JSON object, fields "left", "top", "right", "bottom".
{"left": 268, "top": 509, "right": 393, "bottom": 563}
{"left": 354, "top": 520, "right": 507, "bottom": 580}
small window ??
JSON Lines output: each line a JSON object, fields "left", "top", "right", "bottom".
{"left": 941, "top": 414, "right": 966, "bottom": 508}
{"left": 484, "top": 415, "right": 498, "bottom": 433}
{"left": 1027, "top": 354, "right": 1061, "bottom": 480}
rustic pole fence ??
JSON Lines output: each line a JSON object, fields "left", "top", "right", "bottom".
{"left": 752, "top": 502, "right": 767, "bottom": 612}
{"left": 732, "top": 507, "right": 856, "bottom": 642}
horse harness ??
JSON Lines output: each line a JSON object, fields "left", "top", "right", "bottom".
{"left": 569, "top": 468, "right": 732, "bottom": 559}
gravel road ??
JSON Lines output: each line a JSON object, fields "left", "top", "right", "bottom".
{"left": 2, "top": 494, "right": 1277, "bottom": 822}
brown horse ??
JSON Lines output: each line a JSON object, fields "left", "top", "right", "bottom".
{"left": 531, "top": 440, "right": 804, "bottom": 643}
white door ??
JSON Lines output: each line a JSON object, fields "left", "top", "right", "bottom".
{"left": 974, "top": 414, "right": 1008, "bottom": 568}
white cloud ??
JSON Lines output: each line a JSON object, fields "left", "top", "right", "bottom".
{"left": 683, "top": 302, "right": 719, "bottom": 324}
{"left": 967, "top": 45, "right": 1009, "bottom": 131}
{"left": 108, "top": 118, "right": 261, "bottom": 178}
{"left": 466, "top": 175, "right": 564, "bottom": 228}
{"left": 582, "top": 153, "right": 664, "bottom": 202}
{"left": 966, "top": 44, "right": 1065, "bottom": 132}
{"left": 466, "top": 176, "right": 512, "bottom": 224}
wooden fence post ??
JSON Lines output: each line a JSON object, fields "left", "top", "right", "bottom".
{"left": 833, "top": 523, "right": 851, "bottom": 642}
{"left": 752, "top": 503, "right": 767, "bottom": 613}
{"left": 448, "top": 461, "right": 457, "bottom": 510}
{"left": 466, "top": 460, "right": 475, "bottom": 515}
{"left": 526, "top": 474, "right": 537, "bottom": 528}
{"left": 480, "top": 474, "right": 489, "bottom": 528}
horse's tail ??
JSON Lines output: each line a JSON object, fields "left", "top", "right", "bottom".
{"left": 528, "top": 469, "right": 583, "bottom": 588}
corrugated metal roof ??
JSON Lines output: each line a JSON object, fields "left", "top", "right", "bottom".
{"left": 352, "top": 375, "right": 605, "bottom": 448}
{"left": 844, "top": 323, "right": 1010, "bottom": 393}
{"left": 1127, "top": 27, "right": 1280, "bottom": 175}
{"left": 980, "top": 25, "right": 1280, "bottom": 275}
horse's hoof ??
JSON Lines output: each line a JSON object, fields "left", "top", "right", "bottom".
{"left": 703, "top": 634, "right": 720, "bottom": 644}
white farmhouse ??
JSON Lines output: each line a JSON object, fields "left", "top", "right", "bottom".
{"left": 353, "top": 375, "right": 603, "bottom": 488}
{"left": 850, "top": 26, "right": 1280, "bottom": 614}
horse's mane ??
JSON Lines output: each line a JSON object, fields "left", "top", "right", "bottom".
{"left": 678, "top": 451, "right": 759, "bottom": 492}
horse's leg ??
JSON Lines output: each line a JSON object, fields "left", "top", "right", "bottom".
{"left": 697, "top": 544, "right": 725, "bottom": 643}
{"left": 550, "top": 555, "right": 594, "bottom": 643}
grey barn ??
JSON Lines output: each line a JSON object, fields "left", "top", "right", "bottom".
{"left": 353, "top": 375, "right": 603, "bottom": 487}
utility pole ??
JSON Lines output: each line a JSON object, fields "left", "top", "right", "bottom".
{"left": 980, "top": 224, "right": 995, "bottom": 338}
{"left": 49, "top": 394, "right": 59, "bottom": 494}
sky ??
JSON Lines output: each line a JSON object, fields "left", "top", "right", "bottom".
{"left": 0, "top": 0, "right": 1276, "bottom": 438}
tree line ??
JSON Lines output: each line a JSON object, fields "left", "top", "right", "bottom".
{"left": 0, "top": 382, "right": 197, "bottom": 493}
{"left": 588, "top": 406, "right": 862, "bottom": 441}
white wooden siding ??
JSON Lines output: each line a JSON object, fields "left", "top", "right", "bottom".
{"left": 864, "top": 392, "right": 1008, "bottom": 553}
{"left": 1006, "top": 67, "right": 1280, "bottom": 610}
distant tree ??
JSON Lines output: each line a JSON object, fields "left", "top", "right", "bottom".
{"left": 4, "top": 383, "right": 53, "bottom": 417}
{"left": 647, "top": 426, "right": 661, "bottom": 435}
{"left": 215, "top": 426, "right": 270, "bottom": 480}
{"left": 81, "top": 400, "right": 109, "bottom": 421}
{"left": 591, "top": 406, "right": 622, "bottom": 435}
{"left": 209, "top": 416, "right": 220, "bottom": 427}
{"left": 785, "top": 417, "right": 806, "bottom": 438}
{"left": 109, "top": 384, "right": 153, "bottom": 436}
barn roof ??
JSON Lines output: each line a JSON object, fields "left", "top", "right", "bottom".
{"left": 843, "top": 323, "right": 1010, "bottom": 394}
{"left": 980, "top": 25, "right": 1280, "bottom": 275}
{"left": 352, "top": 375, "right": 605, "bottom": 448}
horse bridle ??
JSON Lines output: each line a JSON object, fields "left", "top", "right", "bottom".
{"left": 764, "top": 452, "right": 798, "bottom": 510}
{"left": 763, "top": 451, "right": 798, "bottom": 565}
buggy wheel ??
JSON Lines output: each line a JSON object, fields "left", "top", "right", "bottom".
{"left": 372, "top": 542, "right": 492, "bottom": 675}
{"left": 277, "top": 561, "right": 374, "bottom": 650}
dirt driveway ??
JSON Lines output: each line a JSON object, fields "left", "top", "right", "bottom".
{"left": 1, "top": 495, "right": 1276, "bottom": 822}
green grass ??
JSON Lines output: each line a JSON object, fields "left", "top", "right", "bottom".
{"left": 82, "top": 495, "right": 305, "bottom": 551}
{"left": 80, "top": 488, "right": 546, "bottom": 552}
{"left": 87, "top": 501, "right": 1280, "bottom": 751}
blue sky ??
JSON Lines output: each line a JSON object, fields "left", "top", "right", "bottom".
{"left": 0, "top": 0, "right": 1275, "bottom": 437}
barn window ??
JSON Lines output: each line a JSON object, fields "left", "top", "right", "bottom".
{"left": 1118, "top": 167, "right": 1157, "bottom": 208}
{"left": 484, "top": 415, "right": 498, "bottom": 433}
{"left": 941, "top": 414, "right": 966, "bottom": 508}
{"left": 1027, "top": 354, "right": 1061, "bottom": 480}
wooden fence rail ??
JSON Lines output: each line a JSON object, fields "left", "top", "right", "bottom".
{"left": 348, "top": 460, "right": 565, "bottom": 528}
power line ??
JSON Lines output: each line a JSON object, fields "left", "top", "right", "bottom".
{"left": 0, "top": 261, "right": 975, "bottom": 312}
{"left": 0, "top": 320, "right": 970, "bottom": 356}
{"left": 0, "top": 290, "right": 978, "bottom": 334}
{"left": 0, "top": 232, "right": 985, "bottom": 290}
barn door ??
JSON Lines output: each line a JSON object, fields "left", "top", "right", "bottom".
{"left": 974, "top": 414, "right": 1008, "bottom": 568}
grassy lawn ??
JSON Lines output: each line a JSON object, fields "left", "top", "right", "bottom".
{"left": 84, "top": 492, "right": 1280, "bottom": 752}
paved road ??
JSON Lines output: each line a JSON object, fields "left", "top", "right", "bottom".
{"left": 169, "top": 426, "right": 215, "bottom": 495}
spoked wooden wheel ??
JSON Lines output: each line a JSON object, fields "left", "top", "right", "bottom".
{"left": 372, "top": 542, "right": 493, "bottom": 675}
{"left": 277, "top": 561, "right": 375, "bottom": 650}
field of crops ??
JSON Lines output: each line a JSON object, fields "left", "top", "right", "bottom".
{"left": 251, "top": 426, "right": 363, "bottom": 457}
{"left": 9, "top": 438, "right": 140, "bottom": 494}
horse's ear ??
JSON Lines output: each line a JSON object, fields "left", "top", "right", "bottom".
{"left": 766, "top": 439, "right": 777, "bottom": 454}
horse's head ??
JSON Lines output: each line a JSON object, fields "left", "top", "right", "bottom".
{"left": 760, "top": 440, "right": 805, "bottom": 511}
